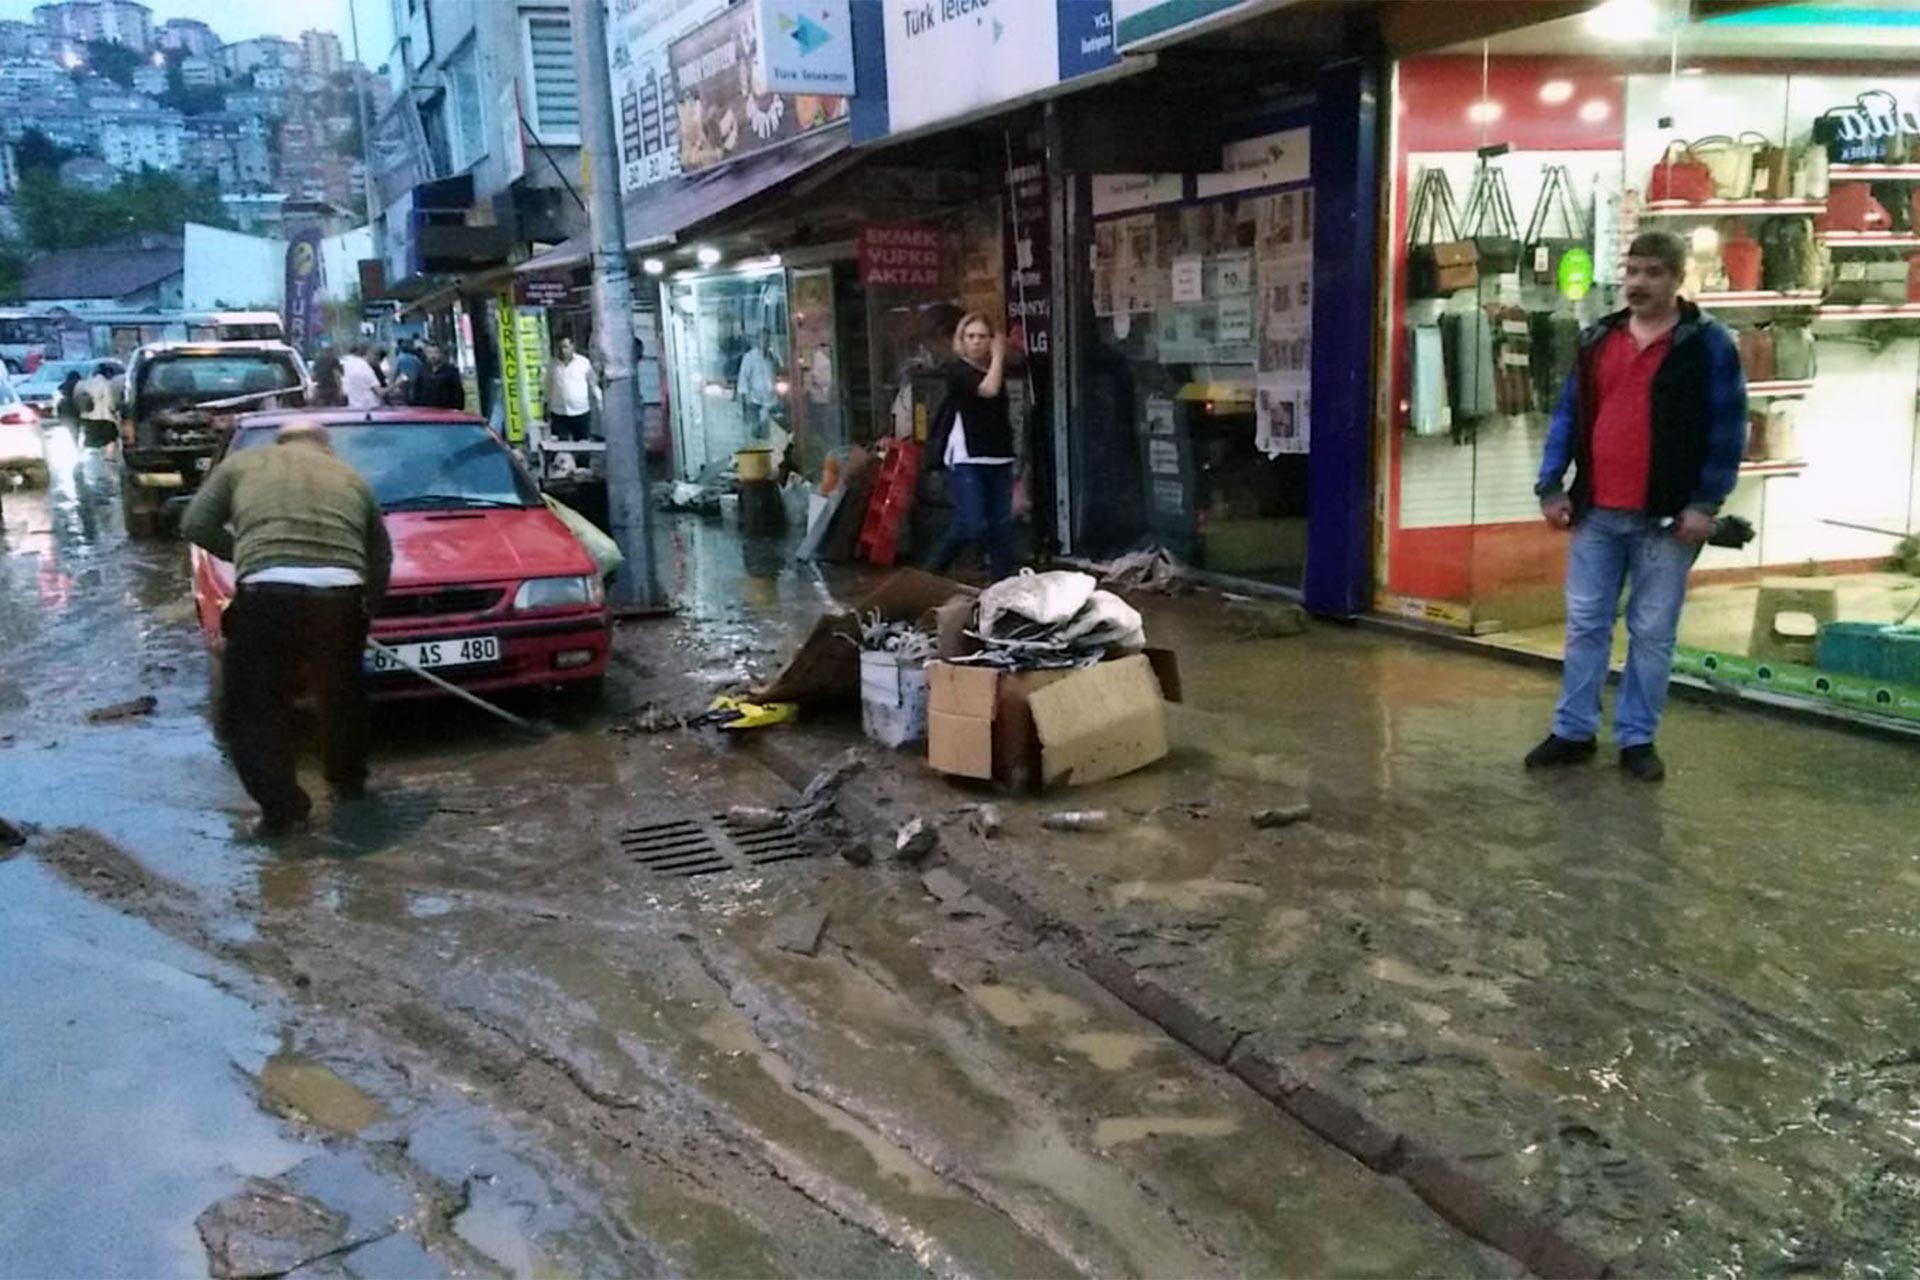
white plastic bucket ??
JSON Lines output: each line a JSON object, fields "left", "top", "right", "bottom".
{"left": 860, "top": 651, "right": 930, "bottom": 748}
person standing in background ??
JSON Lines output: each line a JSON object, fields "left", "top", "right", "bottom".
{"left": 735, "top": 336, "right": 779, "bottom": 439}
{"left": 410, "top": 342, "right": 466, "bottom": 410}
{"left": 389, "top": 339, "right": 424, "bottom": 404}
{"left": 309, "top": 352, "right": 347, "bottom": 407}
{"left": 927, "top": 313, "right": 1016, "bottom": 582}
{"left": 78, "top": 362, "right": 121, "bottom": 459}
{"left": 340, "top": 343, "right": 383, "bottom": 410}
{"left": 543, "top": 336, "right": 601, "bottom": 440}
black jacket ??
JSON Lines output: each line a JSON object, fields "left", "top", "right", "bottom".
{"left": 411, "top": 361, "right": 465, "bottom": 410}
{"left": 1536, "top": 300, "right": 1747, "bottom": 521}
{"left": 926, "top": 357, "right": 1013, "bottom": 468}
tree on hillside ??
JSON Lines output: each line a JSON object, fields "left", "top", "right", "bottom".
{"left": 80, "top": 39, "right": 142, "bottom": 88}
{"left": 14, "top": 167, "right": 234, "bottom": 254}
{"left": 0, "top": 242, "right": 26, "bottom": 305}
{"left": 13, "top": 128, "right": 82, "bottom": 176}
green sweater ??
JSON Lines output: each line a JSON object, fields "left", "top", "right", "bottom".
{"left": 181, "top": 440, "right": 393, "bottom": 599}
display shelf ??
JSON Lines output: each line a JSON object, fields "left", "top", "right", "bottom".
{"left": 1816, "top": 301, "right": 1920, "bottom": 318}
{"left": 1747, "top": 379, "right": 1815, "bottom": 396}
{"left": 1830, "top": 163, "right": 1920, "bottom": 181}
{"left": 1642, "top": 198, "right": 1826, "bottom": 217}
{"left": 1739, "top": 459, "right": 1807, "bottom": 477}
{"left": 1819, "top": 231, "right": 1920, "bottom": 248}
{"left": 1697, "top": 291, "right": 1825, "bottom": 309}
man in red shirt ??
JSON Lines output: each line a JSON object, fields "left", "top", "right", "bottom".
{"left": 1528, "top": 230, "right": 1748, "bottom": 781}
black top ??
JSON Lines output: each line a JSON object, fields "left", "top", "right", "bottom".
{"left": 942, "top": 357, "right": 1013, "bottom": 461}
{"left": 411, "top": 361, "right": 465, "bottom": 410}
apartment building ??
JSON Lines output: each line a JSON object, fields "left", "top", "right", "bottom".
{"left": 301, "top": 28, "right": 343, "bottom": 80}
{"left": 217, "top": 35, "right": 299, "bottom": 81}
{"left": 32, "top": 0, "right": 151, "bottom": 52}
{"left": 95, "top": 108, "right": 183, "bottom": 172}
{"left": 156, "top": 16, "right": 218, "bottom": 59}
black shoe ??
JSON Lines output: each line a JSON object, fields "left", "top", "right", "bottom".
{"left": 1524, "top": 734, "right": 1597, "bottom": 769}
{"left": 1619, "top": 744, "right": 1666, "bottom": 783}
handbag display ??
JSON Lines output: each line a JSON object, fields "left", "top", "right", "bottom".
{"left": 1492, "top": 305, "right": 1533, "bottom": 417}
{"left": 1750, "top": 139, "right": 1793, "bottom": 200}
{"left": 1814, "top": 91, "right": 1912, "bottom": 165}
{"left": 1649, "top": 140, "right": 1715, "bottom": 203}
{"left": 1744, "top": 407, "right": 1771, "bottom": 462}
{"left": 1759, "top": 216, "right": 1816, "bottom": 292}
{"left": 1771, "top": 323, "right": 1816, "bottom": 381}
{"left": 1462, "top": 161, "right": 1522, "bottom": 274}
{"left": 1440, "top": 306, "right": 1497, "bottom": 423}
{"left": 1693, "top": 134, "right": 1766, "bottom": 200}
{"left": 1409, "top": 322, "right": 1450, "bottom": 437}
{"left": 1528, "top": 310, "right": 1581, "bottom": 411}
{"left": 1736, "top": 325, "right": 1775, "bottom": 384}
{"left": 1793, "top": 143, "right": 1830, "bottom": 200}
{"left": 1721, "top": 223, "right": 1764, "bottom": 292}
{"left": 1407, "top": 169, "right": 1478, "bottom": 299}
{"left": 1522, "top": 165, "right": 1591, "bottom": 293}
{"left": 1910, "top": 254, "right": 1920, "bottom": 306}
{"left": 1821, "top": 183, "right": 1892, "bottom": 234}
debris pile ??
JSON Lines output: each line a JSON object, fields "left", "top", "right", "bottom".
{"left": 1098, "top": 547, "right": 1190, "bottom": 595}
{"left": 948, "top": 571, "right": 1146, "bottom": 672}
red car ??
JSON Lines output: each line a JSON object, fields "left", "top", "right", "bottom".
{"left": 191, "top": 409, "right": 611, "bottom": 701}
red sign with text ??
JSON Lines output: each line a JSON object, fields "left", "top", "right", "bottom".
{"left": 858, "top": 224, "right": 943, "bottom": 288}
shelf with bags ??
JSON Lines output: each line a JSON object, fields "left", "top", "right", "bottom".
{"left": 1746, "top": 379, "right": 1815, "bottom": 397}
{"left": 1738, "top": 459, "right": 1807, "bottom": 478}
{"left": 1815, "top": 302, "right": 1920, "bottom": 319}
{"left": 1697, "top": 291, "right": 1824, "bottom": 309}
{"left": 1642, "top": 199, "right": 1827, "bottom": 217}
{"left": 1829, "top": 164, "right": 1920, "bottom": 182}
{"left": 1818, "top": 232, "right": 1920, "bottom": 249}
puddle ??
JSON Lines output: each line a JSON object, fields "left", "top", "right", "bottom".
{"left": 454, "top": 1180, "right": 540, "bottom": 1279}
{"left": 1093, "top": 1115, "right": 1241, "bottom": 1146}
{"left": 1110, "top": 878, "right": 1267, "bottom": 911}
{"left": 1370, "top": 956, "right": 1515, "bottom": 1009}
{"left": 697, "top": 1012, "right": 954, "bottom": 1199}
{"left": 259, "top": 1047, "right": 388, "bottom": 1134}
{"left": 968, "top": 983, "right": 1089, "bottom": 1029}
{"left": 1062, "top": 1032, "right": 1157, "bottom": 1071}
{"left": 408, "top": 894, "right": 456, "bottom": 918}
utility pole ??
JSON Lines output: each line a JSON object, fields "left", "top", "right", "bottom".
{"left": 571, "top": 0, "right": 659, "bottom": 609}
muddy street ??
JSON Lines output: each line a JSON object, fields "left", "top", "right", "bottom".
{"left": 0, "top": 476, "right": 1503, "bottom": 1277}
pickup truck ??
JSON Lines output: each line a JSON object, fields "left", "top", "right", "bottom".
{"left": 120, "top": 341, "right": 310, "bottom": 539}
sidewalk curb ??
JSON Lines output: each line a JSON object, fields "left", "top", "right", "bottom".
{"left": 750, "top": 733, "right": 1613, "bottom": 1280}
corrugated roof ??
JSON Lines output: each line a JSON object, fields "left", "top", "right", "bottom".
{"left": 23, "top": 244, "right": 185, "bottom": 301}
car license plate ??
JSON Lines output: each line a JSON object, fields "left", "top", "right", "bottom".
{"left": 366, "top": 635, "right": 500, "bottom": 673}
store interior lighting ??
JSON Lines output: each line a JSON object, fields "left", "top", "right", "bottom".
{"left": 642, "top": 258, "right": 665, "bottom": 275}
{"left": 1538, "top": 79, "right": 1575, "bottom": 105}
{"left": 1584, "top": 0, "right": 1664, "bottom": 42}
{"left": 1578, "top": 98, "right": 1612, "bottom": 123}
{"left": 696, "top": 246, "right": 722, "bottom": 266}
{"left": 1466, "top": 99, "right": 1503, "bottom": 125}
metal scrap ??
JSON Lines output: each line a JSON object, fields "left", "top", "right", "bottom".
{"left": 1251, "top": 803, "right": 1314, "bottom": 829}
{"left": 1043, "top": 810, "right": 1112, "bottom": 833}
{"left": 892, "top": 817, "right": 940, "bottom": 863}
{"left": 85, "top": 695, "right": 158, "bottom": 723}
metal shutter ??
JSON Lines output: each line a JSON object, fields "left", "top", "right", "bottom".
{"left": 525, "top": 14, "right": 579, "bottom": 138}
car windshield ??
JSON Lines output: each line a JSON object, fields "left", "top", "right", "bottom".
{"left": 138, "top": 355, "right": 302, "bottom": 406}
{"left": 233, "top": 422, "right": 537, "bottom": 511}
{"left": 19, "top": 361, "right": 99, "bottom": 390}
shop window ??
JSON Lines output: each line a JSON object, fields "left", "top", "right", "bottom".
{"left": 446, "top": 37, "right": 487, "bottom": 174}
{"left": 1381, "top": 0, "right": 1920, "bottom": 723}
{"left": 520, "top": 10, "right": 579, "bottom": 145}
{"left": 663, "top": 268, "right": 790, "bottom": 481}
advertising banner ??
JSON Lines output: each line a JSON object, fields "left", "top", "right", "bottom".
{"left": 282, "top": 228, "right": 324, "bottom": 354}
{"left": 607, "top": 0, "right": 731, "bottom": 194}
{"left": 754, "top": 0, "right": 854, "bottom": 96}
{"left": 669, "top": 2, "right": 848, "bottom": 173}
{"left": 495, "top": 294, "right": 527, "bottom": 444}
{"left": 1003, "top": 136, "right": 1052, "bottom": 365}
{"left": 858, "top": 223, "right": 943, "bottom": 287}
{"left": 1112, "top": 0, "right": 1249, "bottom": 50}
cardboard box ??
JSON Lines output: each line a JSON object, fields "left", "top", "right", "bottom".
{"left": 757, "top": 569, "right": 973, "bottom": 705}
{"left": 927, "top": 650, "right": 1181, "bottom": 791}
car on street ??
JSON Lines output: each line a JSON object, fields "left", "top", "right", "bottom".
{"left": 190, "top": 409, "right": 611, "bottom": 702}
{"left": 11, "top": 358, "right": 124, "bottom": 421}
{"left": 122, "top": 341, "right": 310, "bottom": 538}
{"left": 0, "top": 374, "right": 48, "bottom": 487}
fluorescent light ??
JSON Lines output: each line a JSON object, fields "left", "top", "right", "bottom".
{"left": 1585, "top": 0, "right": 1662, "bottom": 42}
{"left": 696, "top": 246, "right": 722, "bottom": 266}
{"left": 1466, "top": 99, "right": 1503, "bottom": 125}
{"left": 1539, "top": 79, "right": 1574, "bottom": 106}
{"left": 1579, "top": 99, "right": 1612, "bottom": 124}
{"left": 642, "top": 257, "right": 665, "bottom": 275}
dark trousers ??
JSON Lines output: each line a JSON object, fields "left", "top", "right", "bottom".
{"left": 221, "top": 583, "right": 370, "bottom": 823}
{"left": 931, "top": 463, "right": 1015, "bottom": 581}
{"left": 550, "top": 412, "right": 593, "bottom": 441}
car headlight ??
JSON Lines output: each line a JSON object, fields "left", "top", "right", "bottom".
{"left": 513, "top": 575, "right": 603, "bottom": 611}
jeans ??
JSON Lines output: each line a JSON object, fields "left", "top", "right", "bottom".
{"left": 1552, "top": 507, "right": 1700, "bottom": 748}
{"left": 931, "top": 463, "right": 1015, "bottom": 581}
{"left": 221, "top": 583, "right": 371, "bottom": 822}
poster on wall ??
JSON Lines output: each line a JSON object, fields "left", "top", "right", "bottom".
{"left": 1004, "top": 137, "right": 1052, "bottom": 366}
{"left": 859, "top": 224, "right": 943, "bottom": 288}
{"left": 1092, "top": 212, "right": 1160, "bottom": 317}
{"left": 1254, "top": 188, "right": 1312, "bottom": 456}
{"left": 670, "top": 2, "right": 849, "bottom": 172}
{"left": 608, "top": 0, "right": 731, "bottom": 194}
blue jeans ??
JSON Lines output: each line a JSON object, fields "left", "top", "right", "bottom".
{"left": 1552, "top": 507, "right": 1700, "bottom": 748}
{"left": 931, "top": 464, "right": 1014, "bottom": 581}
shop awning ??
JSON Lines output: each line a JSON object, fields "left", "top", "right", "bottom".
{"left": 514, "top": 238, "right": 589, "bottom": 276}
{"left": 623, "top": 123, "right": 854, "bottom": 249}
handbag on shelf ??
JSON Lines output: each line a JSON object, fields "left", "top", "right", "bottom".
{"left": 1820, "top": 183, "right": 1892, "bottom": 234}
{"left": 1493, "top": 304, "right": 1534, "bottom": 417}
{"left": 1771, "top": 323, "right": 1816, "bottom": 381}
{"left": 1693, "top": 134, "right": 1762, "bottom": 199}
{"left": 1750, "top": 136, "right": 1792, "bottom": 200}
{"left": 1528, "top": 309, "right": 1581, "bottom": 410}
{"left": 1721, "top": 222, "right": 1764, "bottom": 293}
{"left": 1462, "top": 161, "right": 1523, "bottom": 274}
{"left": 1441, "top": 306, "right": 1497, "bottom": 424}
{"left": 1736, "top": 325, "right": 1775, "bottom": 384}
{"left": 1649, "top": 139, "right": 1716, "bottom": 203}
{"left": 1409, "top": 322, "right": 1451, "bottom": 437}
{"left": 1407, "top": 168, "right": 1478, "bottom": 299}
{"left": 1744, "top": 407, "right": 1771, "bottom": 463}
{"left": 1876, "top": 182, "right": 1915, "bottom": 234}
{"left": 1793, "top": 143, "right": 1830, "bottom": 200}
{"left": 1909, "top": 254, "right": 1920, "bottom": 306}
{"left": 1521, "top": 165, "right": 1591, "bottom": 293}
{"left": 1813, "top": 90, "right": 1911, "bottom": 165}
{"left": 1759, "top": 216, "right": 1816, "bottom": 292}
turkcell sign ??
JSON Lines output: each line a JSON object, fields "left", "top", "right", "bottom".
{"left": 754, "top": 0, "right": 855, "bottom": 96}
{"left": 854, "top": 0, "right": 1119, "bottom": 142}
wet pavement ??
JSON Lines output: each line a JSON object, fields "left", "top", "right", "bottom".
{"left": 1, "top": 470, "right": 1505, "bottom": 1277}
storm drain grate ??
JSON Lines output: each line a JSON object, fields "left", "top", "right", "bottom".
{"left": 619, "top": 813, "right": 809, "bottom": 878}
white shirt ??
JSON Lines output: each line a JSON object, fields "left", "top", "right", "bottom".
{"left": 242, "top": 566, "right": 364, "bottom": 587}
{"left": 340, "top": 354, "right": 382, "bottom": 409}
{"left": 545, "top": 353, "right": 599, "bottom": 417}
{"left": 78, "top": 373, "right": 118, "bottom": 422}
{"left": 736, "top": 347, "right": 777, "bottom": 409}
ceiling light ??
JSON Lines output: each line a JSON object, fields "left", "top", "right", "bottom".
{"left": 642, "top": 257, "right": 664, "bottom": 275}
{"left": 695, "top": 245, "right": 721, "bottom": 266}
{"left": 1539, "top": 80, "right": 1574, "bottom": 106}
{"left": 1466, "top": 99, "right": 1503, "bottom": 125}
{"left": 1585, "top": 0, "right": 1662, "bottom": 42}
{"left": 1578, "top": 99, "right": 1612, "bottom": 124}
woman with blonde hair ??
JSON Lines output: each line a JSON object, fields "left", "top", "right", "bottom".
{"left": 927, "top": 311, "right": 1015, "bottom": 580}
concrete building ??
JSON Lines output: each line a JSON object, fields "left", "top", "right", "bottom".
{"left": 57, "top": 154, "right": 116, "bottom": 191}
{"left": 0, "top": 58, "right": 64, "bottom": 98}
{"left": 95, "top": 108, "right": 183, "bottom": 172}
{"left": 178, "top": 54, "right": 220, "bottom": 88}
{"left": 17, "top": 110, "right": 91, "bottom": 152}
{"left": 225, "top": 87, "right": 284, "bottom": 118}
{"left": 254, "top": 64, "right": 290, "bottom": 91}
{"left": 32, "top": 1, "right": 151, "bottom": 51}
{"left": 217, "top": 36, "right": 299, "bottom": 81}
{"left": 0, "top": 141, "right": 17, "bottom": 196}
{"left": 300, "top": 28, "right": 343, "bottom": 80}
{"left": 0, "top": 19, "right": 54, "bottom": 58}
{"left": 156, "top": 16, "right": 218, "bottom": 58}
{"left": 131, "top": 61, "right": 165, "bottom": 95}
{"left": 182, "top": 113, "right": 270, "bottom": 190}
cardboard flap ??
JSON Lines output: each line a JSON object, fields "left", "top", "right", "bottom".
{"left": 757, "top": 570, "right": 974, "bottom": 704}
{"left": 1026, "top": 654, "right": 1170, "bottom": 789}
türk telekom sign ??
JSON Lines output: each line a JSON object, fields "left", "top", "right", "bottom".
{"left": 858, "top": 223, "right": 943, "bottom": 288}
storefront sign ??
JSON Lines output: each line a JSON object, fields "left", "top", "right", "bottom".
{"left": 282, "top": 228, "right": 324, "bottom": 354}
{"left": 608, "top": 0, "right": 731, "bottom": 193}
{"left": 1091, "top": 173, "right": 1184, "bottom": 216}
{"left": 853, "top": 0, "right": 1119, "bottom": 142}
{"left": 1170, "top": 254, "right": 1204, "bottom": 304}
{"left": 669, "top": 2, "right": 849, "bottom": 173}
{"left": 859, "top": 223, "right": 943, "bottom": 287}
{"left": 518, "top": 276, "right": 570, "bottom": 307}
{"left": 1004, "top": 140, "right": 1052, "bottom": 363}
{"left": 1196, "top": 126, "right": 1311, "bottom": 199}
{"left": 495, "top": 294, "right": 528, "bottom": 444}
{"left": 1113, "top": 0, "right": 1252, "bottom": 50}
{"left": 753, "top": 0, "right": 854, "bottom": 96}
{"left": 518, "top": 309, "right": 549, "bottom": 425}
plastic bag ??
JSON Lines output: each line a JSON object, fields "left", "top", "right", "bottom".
{"left": 543, "top": 493, "right": 623, "bottom": 578}
{"left": 976, "top": 569, "right": 1098, "bottom": 637}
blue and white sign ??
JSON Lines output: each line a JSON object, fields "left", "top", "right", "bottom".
{"left": 852, "top": 0, "right": 1119, "bottom": 143}
{"left": 754, "top": 0, "right": 855, "bottom": 96}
